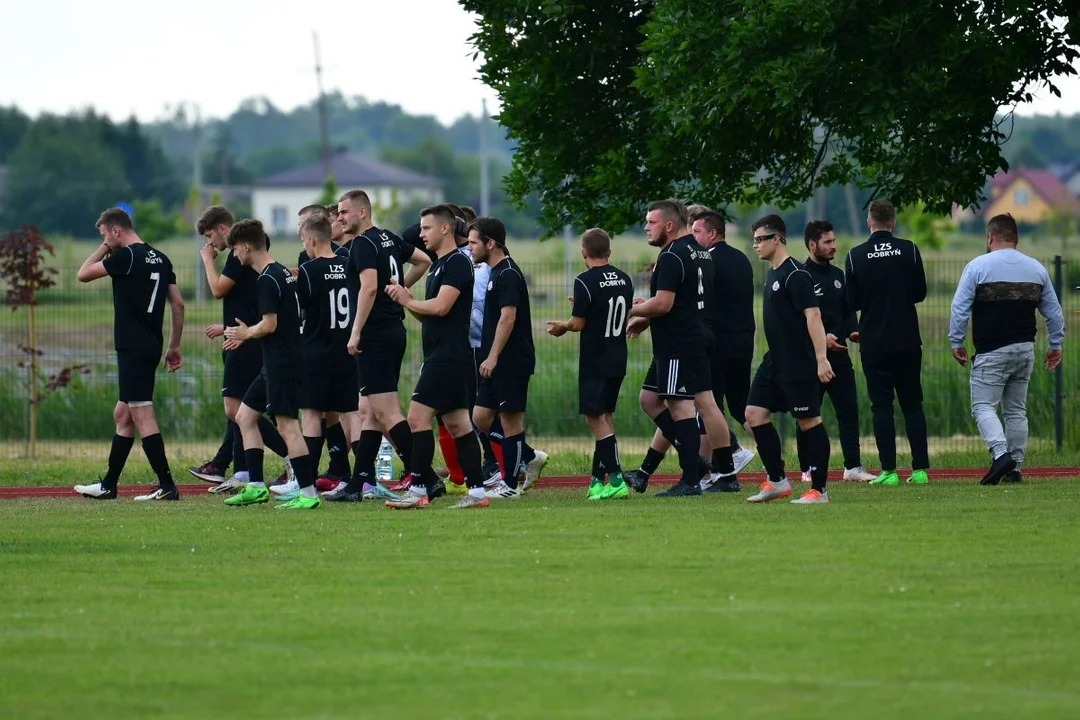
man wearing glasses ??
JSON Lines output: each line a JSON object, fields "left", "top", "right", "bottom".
{"left": 743, "top": 215, "right": 836, "bottom": 504}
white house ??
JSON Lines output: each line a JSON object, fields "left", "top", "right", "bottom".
{"left": 252, "top": 151, "right": 444, "bottom": 235}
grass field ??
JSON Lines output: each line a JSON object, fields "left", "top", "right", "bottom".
{"left": 1, "top": 480, "right": 1079, "bottom": 719}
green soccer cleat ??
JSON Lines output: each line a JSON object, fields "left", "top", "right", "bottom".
{"left": 276, "top": 494, "right": 321, "bottom": 510}
{"left": 869, "top": 470, "right": 899, "bottom": 486}
{"left": 907, "top": 469, "right": 929, "bottom": 485}
{"left": 600, "top": 483, "right": 629, "bottom": 500}
{"left": 586, "top": 479, "right": 606, "bottom": 501}
{"left": 224, "top": 485, "right": 270, "bottom": 506}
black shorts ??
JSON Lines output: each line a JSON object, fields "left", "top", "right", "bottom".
{"left": 117, "top": 350, "right": 160, "bottom": 404}
{"left": 475, "top": 373, "right": 531, "bottom": 413}
{"left": 357, "top": 323, "right": 406, "bottom": 396}
{"left": 746, "top": 354, "right": 820, "bottom": 419}
{"left": 221, "top": 343, "right": 262, "bottom": 399}
{"left": 243, "top": 369, "right": 300, "bottom": 418}
{"left": 413, "top": 362, "right": 472, "bottom": 414}
{"left": 579, "top": 376, "right": 623, "bottom": 416}
{"left": 641, "top": 356, "right": 710, "bottom": 399}
{"left": 710, "top": 351, "right": 753, "bottom": 424}
{"left": 300, "top": 363, "right": 359, "bottom": 414}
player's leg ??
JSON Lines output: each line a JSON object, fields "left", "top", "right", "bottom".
{"left": 78, "top": 400, "right": 136, "bottom": 499}
{"left": 797, "top": 380, "right": 829, "bottom": 482}
{"left": 189, "top": 420, "right": 231, "bottom": 483}
{"left": 437, "top": 419, "right": 465, "bottom": 487}
{"left": 116, "top": 352, "right": 178, "bottom": 501}
{"left": 386, "top": 400, "right": 439, "bottom": 508}
{"left": 441, "top": 408, "right": 490, "bottom": 508}
{"left": 894, "top": 349, "right": 929, "bottom": 482}
{"left": 744, "top": 355, "right": 792, "bottom": 503}
{"left": 225, "top": 372, "right": 273, "bottom": 505}
{"left": 725, "top": 352, "right": 756, "bottom": 473}
{"left": 274, "top": 407, "right": 319, "bottom": 509}
{"left": 655, "top": 385, "right": 701, "bottom": 497}
{"left": 790, "top": 383, "right": 830, "bottom": 503}
{"left": 862, "top": 352, "right": 899, "bottom": 483}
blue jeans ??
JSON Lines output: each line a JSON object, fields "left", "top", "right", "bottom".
{"left": 970, "top": 343, "right": 1035, "bottom": 466}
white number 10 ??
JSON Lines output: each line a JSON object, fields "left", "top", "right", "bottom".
{"left": 605, "top": 295, "right": 627, "bottom": 338}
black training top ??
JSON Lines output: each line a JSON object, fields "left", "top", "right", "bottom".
{"left": 479, "top": 256, "right": 535, "bottom": 375}
{"left": 762, "top": 257, "right": 819, "bottom": 381}
{"left": 845, "top": 231, "right": 927, "bottom": 353}
{"left": 103, "top": 243, "right": 175, "bottom": 353}
{"left": 572, "top": 264, "right": 634, "bottom": 379}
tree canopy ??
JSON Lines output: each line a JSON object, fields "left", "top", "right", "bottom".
{"left": 463, "top": 0, "right": 1080, "bottom": 235}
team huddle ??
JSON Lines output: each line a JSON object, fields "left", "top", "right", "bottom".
{"left": 71, "top": 191, "right": 1064, "bottom": 507}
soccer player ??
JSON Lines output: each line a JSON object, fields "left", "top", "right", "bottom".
{"left": 74, "top": 208, "right": 184, "bottom": 501}
{"left": 546, "top": 228, "right": 634, "bottom": 500}
{"left": 340, "top": 189, "right": 431, "bottom": 497}
{"left": 845, "top": 200, "right": 930, "bottom": 486}
{"left": 742, "top": 215, "right": 835, "bottom": 505}
{"left": 799, "top": 221, "right": 876, "bottom": 483}
{"left": 624, "top": 200, "right": 734, "bottom": 497}
{"left": 468, "top": 217, "right": 548, "bottom": 499}
{"left": 290, "top": 215, "right": 363, "bottom": 501}
{"left": 384, "top": 204, "right": 491, "bottom": 509}
{"left": 949, "top": 214, "right": 1065, "bottom": 485}
{"left": 221, "top": 220, "right": 318, "bottom": 509}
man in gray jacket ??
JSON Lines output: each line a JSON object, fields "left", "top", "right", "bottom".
{"left": 949, "top": 214, "right": 1064, "bottom": 485}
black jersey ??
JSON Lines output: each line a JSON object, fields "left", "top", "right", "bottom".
{"left": 256, "top": 262, "right": 303, "bottom": 373}
{"left": 845, "top": 231, "right": 926, "bottom": 353}
{"left": 297, "top": 256, "right": 352, "bottom": 372}
{"left": 422, "top": 250, "right": 474, "bottom": 364}
{"left": 221, "top": 249, "right": 261, "bottom": 329}
{"left": 804, "top": 258, "right": 857, "bottom": 343}
{"left": 347, "top": 226, "right": 411, "bottom": 333}
{"left": 692, "top": 240, "right": 717, "bottom": 346}
{"left": 762, "top": 257, "right": 819, "bottom": 381}
{"left": 649, "top": 235, "right": 708, "bottom": 358}
{"left": 102, "top": 243, "right": 175, "bottom": 353}
{"left": 480, "top": 256, "right": 535, "bottom": 375}
{"left": 572, "top": 265, "right": 634, "bottom": 379}
{"left": 708, "top": 241, "right": 756, "bottom": 356}
{"left": 297, "top": 242, "right": 347, "bottom": 270}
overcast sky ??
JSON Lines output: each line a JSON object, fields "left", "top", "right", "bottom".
{"left": 2, "top": 0, "right": 1078, "bottom": 126}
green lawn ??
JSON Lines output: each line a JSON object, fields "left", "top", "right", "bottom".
{"left": 1, "top": 481, "right": 1079, "bottom": 719}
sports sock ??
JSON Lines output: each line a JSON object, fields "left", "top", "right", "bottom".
{"left": 478, "top": 426, "right": 496, "bottom": 466}
{"left": 103, "top": 434, "right": 135, "bottom": 488}
{"left": 591, "top": 441, "right": 602, "bottom": 479}
{"left": 597, "top": 434, "right": 621, "bottom": 475}
{"left": 140, "top": 433, "right": 175, "bottom": 489}
{"left": 674, "top": 419, "right": 700, "bottom": 486}
{"left": 244, "top": 448, "right": 265, "bottom": 487}
{"left": 455, "top": 431, "right": 485, "bottom": 489}
{"left": 258, "top": 416, "right": 288, "bottom": 458}
{"left": 711, "top": 446, "right": 734, "bottom": 475}
{"left": 409, "top": 430, "right": 435, "bottom": 488}
{"left": 307, "top": 434, "right": 325, "bottom": 477}
{"left": 729, "top": 428, "right": 741, "bottom": 452}
{"left": 520, "top": 437, "right": 536, "bottom": 465}
{"left": 640, "top": 447, "right": 665, "bottom": 477}
{"left": 750, "top": 422, "right": 785, "bottom": 481}
{"left": 292, "top": 452, "right": 315, "bottom": 489}
{"left": 438, "top": 423, "right": 464, "bottom": 484}
{"left": 803, "top": 423, "right": 830, "bottom": 493}
{"left": 501, "top": 433, "right": 527, "bottom": 489}
{"left": 795, "top": 426, "right": 809, "bottom": 472}
{"left": 350, "top": 430, "right": 382, "bottom": 488}
{"left": 210, "top": 422, "right": 233, "bottom": 470}
{"left": 325, "top": 422, "right": 350, "bottom": 477}
{"left": 388, "top": 421, "right": 413, "bottom": 476}
{"left": 231, "top": 421, "right": 247, "bottom": 472}
{"left": 652, "top": 410, "right": 677, "bottom": 445}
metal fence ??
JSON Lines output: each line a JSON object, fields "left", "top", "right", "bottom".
{"left": 1, "top": 251, "right": 1077, "bottom": 462}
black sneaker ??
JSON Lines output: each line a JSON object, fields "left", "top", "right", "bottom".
{"left": 706, "top": 477, "right": 741, "bottom": 493}
{"left": 134, "top": 486, "right": 180, "bottom": 501}
{"left": 979, "top": 454, "right": 1017, "bottom": 486}
{"left": 656, "top": 481, "right": 703, "bottom": 497}
{"left": 427, "top": 478, "right": 447, "bottom": 501}
{"left": 623, "top": 469, "right": 650, "bottom": 494}
{"left": 323, "top": 484, "right": 364, "bottom": 502}
{"left": 1003, "top": 469, "right": 1023, "bottom": 484}
{"left": 188, "top": 461, "right": 226, "bottom": 483}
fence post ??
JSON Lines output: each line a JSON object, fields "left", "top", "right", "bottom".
{"left": 1053, "top": 255, "right": 1064, "bottom": 453}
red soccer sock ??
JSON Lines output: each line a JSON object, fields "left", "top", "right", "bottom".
{"left": 491, "top": 441, "right": 505, "bottom": 479}
{"left": 438, "top": 424, "right": 465, "bottom": 485}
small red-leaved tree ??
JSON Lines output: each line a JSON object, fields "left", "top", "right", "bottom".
{"left": 0, "top": 225, "right": 83, "bottom": 457}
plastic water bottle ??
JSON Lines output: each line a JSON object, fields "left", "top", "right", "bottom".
{"left": 375, "top": 438, "right": 394, "bottom": 481}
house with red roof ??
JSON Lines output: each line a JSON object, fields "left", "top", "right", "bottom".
{"left": 980, "top": 168, "right": 1080, "bottom": 224}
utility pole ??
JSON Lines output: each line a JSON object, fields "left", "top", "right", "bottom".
{"left": 192, "top": 105, "right": 207, "bottom": 302}
{"left": 313, "top": 32, "right": 332, "bottom": 180}
{"left": 479, "top": 99, "right": 490, "bottom": 216}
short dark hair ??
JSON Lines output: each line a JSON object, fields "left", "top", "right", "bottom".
{"left": 868, "top": 199, "right": 896, "bottom": 228}
{"left": 421, "top": 204, "right": 458, "bottom": 228}
{"left": 298, "top": 204, "right": 330, "bottom": 220}
{"left": 459, "top": 205, "right": 477, "bottom": 223}
{"left": 227, "top": 219, "right": 268, "bottom": 250}
{"left": 804, "top": 220, "right": 835, "bottom": 247}
{"left": 326, "top": 202, "right": 338, "bottom": 215}
{"left": 580, "top": 228, "right": 611, "bottom": 259}
{"left": 339, "top": 189, "right": 371, "bottom": 211}
{"left": 686, "top": 204, "right": 713, "bottom": 224}
{"left": 695, "top": 211, "right": 725, "bottom": 237}
{"left": 96, "top": 207, "right": 133, "bottom": 230}
{"left": 751, "top": 214, "right": 787, "bottom": 241}
{"left": 648, "top": 199, "right": 688, "bottom": 229}
{"left": 299, "top": 215, "right": 333, "bottom": 242}
{"left": 196, "top": 205, "right": 234, "bottom": 235}
{"left": 987, "top": 213, "right": 1019, "bottom": 244}
{"left": 470, "top": 217, "right": 506, "bottom": 247}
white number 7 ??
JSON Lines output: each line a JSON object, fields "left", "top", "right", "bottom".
{"left": 147, "top": 272, "right": 160, "bottom": 313}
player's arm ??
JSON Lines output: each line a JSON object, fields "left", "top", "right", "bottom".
{"left": 200, "top": 242, "right": 236, "bottom": 299}
{"left": 629, "top": 290, "right": 674, "bottom": 319}
{"left": 548, "top": 277, "right": 590, "bottom": 336}
{"left": 402, "top": 247, "right": 432, "bottom": 288}
{"left": 948, "top": 263, "right": 976, "bottom": 366}
{"left": 630, "top": 254, "right": 680, "bottom": 318}
{"left": 164, "top": 283, "right": 184, "bottom": 372}
{"left": 844, "top": 253, "right": 861, "bottom": 312}
{"left": 405, "top": 284, "right": 461, "bottom": 318}
{"left": 789, "top": 269, "right": 833, "bottom": 383}
{"left": 225, "top": 312, "right": 277, "bottom": 348}
{"left": 76, "top": 242, "right": 112, "bottom": 283}
{"left": 911, "top": 243, "right": 928, "bottom": 304}
{"left": 485, "top": 305, "right": 516, "bottom": 363}
{"left": 348, "top": 267, "right": 378, "bottom": 351}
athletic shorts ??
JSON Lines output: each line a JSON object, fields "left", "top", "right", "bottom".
{"left": 221, "top": 342, "right": 262, "bottom": 399}
{"left": 412, "top": 362, "right": 473, "bottom": 414}
{"left": 578, "top": 376, "right": 623, "bottom": 416}
{"left": 475, "top": 372, "right": 531, "bottom": 413}
{"left": 709, "top": 351, "right": 753, "bottom": 424}
{"left": 243, "top": 369, "right": 300, "bottom": 418}
{"left": 300, "top": 363, "right": 359, "bottom": 414}
{"left": 357, "top": 323, "right": 406, "bottom": 396}
{"left": 117, "top": 350, "right": 160, "bottom": 404}
{"left": 746, "top": 354, "right": 820, "bottom": 419}
{"left": 641, "top": 356, "right": 710, "bottom": 399}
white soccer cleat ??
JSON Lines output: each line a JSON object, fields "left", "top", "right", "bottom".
{"left": 746, "top": 478, "right": 792, "bottom": 503}
{"left": 208, "top": 475, "right": 245, "bottom": 495}
{"left": 520, "top": 450, "right": 548, "bottom": 492}
{"left": 485, "top": 480, "right": 521, "bottom": 499}
{"left": 731, "top": 447, "right": 755, "bottom": 474}
{"left": 791, "top": 489, "right": 829, "bottom": 504}
{"left": 269, "top": 479, "right": 299, "bottom": 496}
{"left": 843, "top": 466, "right": 876, "bottom": 483}
{"left": 74, "top": 482, "right": 115, "bottom": 499}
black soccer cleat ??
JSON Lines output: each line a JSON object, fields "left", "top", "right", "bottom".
{"left": 623, "top": 469, "right": 650, "bottom": 494}
{"left": 1003, "top": 469, "right": 1022, "bottom": 484}
{"left": 655, "top": 481, "right": 703, "bottom": 498}
{"left": 979, "top": 454, "right": 1017, "bottom": 486}
{"left": 323, "top": 485, "right": 364, "bottom": 502}
{"left": 427, "top": 478, "right": 447, "bottom": 501}
{"left": 706, "top": 477, "right": 741, "bottom": 493}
